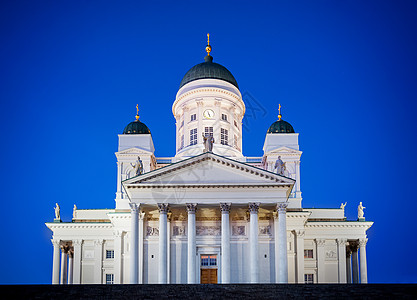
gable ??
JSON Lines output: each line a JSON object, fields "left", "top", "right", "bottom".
{"left": 123, "top": 153, "right": 294, "bottom": 187}
{"left": 116, "top": 147, "right": 153, "bottom": 156}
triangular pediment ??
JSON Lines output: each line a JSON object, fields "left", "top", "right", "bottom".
{"left": 123, "top": 152, "right": 294, "bottom": 187}
{"left": 265, "top": 146, "right": 302, "bottom": 156}
{"left": 116, "top": 147, "right": 153, "bottom": 156}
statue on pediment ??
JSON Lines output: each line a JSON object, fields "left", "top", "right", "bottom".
{"left": 340, "top": 202, "right": 347, "bottom": 210}
{"left": 131, "top": 156, "right": 144, "bottom": 176}
{"left": 274, "top": 156, "right": 285, "bottom": 175}
{"left": 358, "top": 202, "right": 365, "bottom": 219}
{"left": 73, "top": 204, "right": 77, "bottom": 219}
{"left": 203, "top": 133, "right": 214, "bottom": 152}
{"left": 54, "top": 203, "right": 60, "bottom": 220}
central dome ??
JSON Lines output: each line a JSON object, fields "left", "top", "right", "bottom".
{"left": 179, "top": 55, "right": 239, "bottom": 89}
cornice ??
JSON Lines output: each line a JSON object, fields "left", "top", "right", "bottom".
{"left": 306, "top": 222, "right": 373, "bottom": 229}
{"left": 127, "top": 183, "right": 291, "bottom": 189}
{"left": 46, "top": 223, "right": 113, "bottom": 230}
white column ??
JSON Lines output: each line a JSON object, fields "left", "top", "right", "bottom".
{"left": 346, "top": 249, "right": 352, "bottom": 283}
{"left": 351, "top": 243, "right": 359, "bottom": 283}
{"left": 295, "top": 161, "right": 301, "bottom": 198}
{"left": 52, "top": 240, "right": 60, "bottom": 284}
{"left": 114, "top": 232, "right": 122, "bottom": 284}
{"left": 249, "top": 202, "right": 260, "bottom": 283}
{"left": 167, "top": 212, "right": 172, "bottom": 284}
{"left": 337, "top": 239, "right": 347, "bottom": 283}
{"left": 359, "top": 239, "right": 368, "bottom": 284}
{"left": 220, "top": 203, "right": 231, "bottom": 283}
{"left": 60, "top": 245, "right": 68, "bottom": 284}
{"left": 138, "top": 211, "right": 145, "bottom": 284}
{"left": 68, "top": 250, "right": 74, "bottom": 284}
{"left": 316, "top": 239, "right": 325, "bottom": 283}
{"left": 129, "top": 203, "right": 139, "bottom": 284}
{"left": 158, "top": 203, "right": 169, "bottom": 284}
{"left": 273, "top": 212, "right": 279, "bottom": 283}
{"left": 277, "top": 203, "right": 288, "bottom": 283}
{"left": 94, "top": 240, "right": 104, "bottom": 283}
{"left": 295, "top": 230, "right": 305, "bottom": 284}
{"left": 186, "top": 203, "right": 197, "bottom": 284}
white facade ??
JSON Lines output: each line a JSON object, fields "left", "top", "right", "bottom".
{"left": 46, "top": 48, "right": 373, "bottom": 285}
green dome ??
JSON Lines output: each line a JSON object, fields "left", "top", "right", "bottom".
{"left": 267, "top": 119, "right": 295, "bottom": 134}
{"left": 123, "top": 120, "right": 151, "bottom": 134}
{"left": 179, "top": 55, "right": 239, "bottom": 89}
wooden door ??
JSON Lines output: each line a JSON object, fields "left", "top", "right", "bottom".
{"left": 200, "top": 269, "right": 217, "bottom": 284}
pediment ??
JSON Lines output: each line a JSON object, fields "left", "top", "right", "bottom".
{"left": 123, "top": 152, "right": 295, "bottom": 187}
{"left": 265, "top": 146, "right": 302, "bottom": 156}
{"left": 116, "top": 147, "right": 153, "bottom": 156}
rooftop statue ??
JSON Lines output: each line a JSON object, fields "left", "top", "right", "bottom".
{"left": 203, "top": 133, "right": 214, "bottom": 152}
{"left": 54, "top": 203, "right": 60, "bottom": 220}
{"left": 131, "top": 156, "right": 144, "bottom": 176}
{"left": 358, "top": 202, "right": 366, "bottom": 219}
{"left": 274, "top": 156, "right": 285, "bottom": 175}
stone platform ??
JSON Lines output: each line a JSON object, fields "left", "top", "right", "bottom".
{"left": 2, "top": 284, "right": 416, "bottom": 299}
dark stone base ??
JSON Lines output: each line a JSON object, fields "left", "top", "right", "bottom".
{"left": 1, "top": 284, "right": 416, "bottom": 299}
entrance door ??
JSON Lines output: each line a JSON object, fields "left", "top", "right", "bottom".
{"left": 200, "top": 269, "right": 217, "bottom": 284}
{"left": 200, "top": 255, "right": 218, "bottom": 284}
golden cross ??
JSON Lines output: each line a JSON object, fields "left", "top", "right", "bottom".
{"left": 135, "top": 104, "right": 139, "bottom": 121}
{"left": 206, "top": 33, "right": 212, "bottom": 56}
{"left": 278, "top": 104, "right": 282, "bottom": 121}
{"left": 207, "top": 33, "right": 210, "bottom": 45}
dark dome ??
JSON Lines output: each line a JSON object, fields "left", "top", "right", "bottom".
{"left": 123, "top": 120, "right": 151, "bottom": 134}
{"left": 267, "top": 120, "right": 295, "bottom": 134}
{"left": 179, "top": 55, "right": 239, "bottom": 89}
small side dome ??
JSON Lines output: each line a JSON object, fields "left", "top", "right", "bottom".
{"left": 123, "top": 120, "right": 151, "bottom": 134}
{"left": 267, "top": 119, "right": 295, "bottom": 134}
{"left": 123, "top": 104, "right": 151, "bottom": 134}
{"left": 267, "top": 104, "right": 295, "bottom": 133}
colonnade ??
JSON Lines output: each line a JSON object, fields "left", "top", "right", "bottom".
{"left": 129, "top": 202, "right": 289, "bottom": 284}
{"left": 346, "top": 239, "right": 368, "bottom": 284}
{"left": 52, "top": 242, "right": 74, "bottom": 284}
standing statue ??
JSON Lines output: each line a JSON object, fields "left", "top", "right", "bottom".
{"left": 73, "top": 204, "right": 77, "bottom": 219}
{"left": 340, "top": 202, "right": 347, "bottom": 210}
{"left": 131, "top": 156, "right": 144, "bottom": 176}
{"left": 274, "top": 156, "right": 285, "bottom": 175}
{"left": 54, "top": 203, "right": 60, "bottom": 220}
{"left": 202, "top": 133, "right": 214, "bottom": 152}
{"left": 358, "top": 202, "right": 366, "bottom": 219}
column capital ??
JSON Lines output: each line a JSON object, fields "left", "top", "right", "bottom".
{"left": 73, "top": 239, "right": 83, "bottom": 246}
{"left": 158, "top": 203, "right": 169, "bottom": 214}
{"left": 68, "top": 250, "right": 74, "bottom": 258}
{"left": 167, "top": 212, "right": 173, "bottom": 221}
{"left": 315, "top": 239, "right": 326, "bottom": 247}
{"left": 295, "top": 230, "right": 305, "bottom": 238}
{"left": 220, "top": 203, "right": 231, "bottom": 213}
{"left": 277, "top": 202, "right": 288, "bottom": 213}
{"left": 129, "top": 202, "right": 139, "bottom": 212}
{"left": 94, "top": 239, "right": 104, "bottom": 246}
{"left": 337, "top": 238, "right": 347, "bottom": 245}
{"left": 248, "top": 202, "right": 260, "bottom": 213}
{"left": 51, "top": 239, "right": 60, "bottom": 247}
{"left": 272, "top": 211, "right": 278, "bottom": 219}
{"left": 60, "top": 244, "right": 70, "bottom": 253}
{"left": 186, "top": 203, "right": 197, "bottom": 213}
{"left": 139, "top": 211, "right": 146, "bottom": 220}
{"left": 358, "top": 238, "right": 368, "bottom": 247}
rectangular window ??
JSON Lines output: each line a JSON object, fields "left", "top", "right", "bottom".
{"left": 305, "top": 274, "right": 314, "bottom": 284}
{"left": 234, "top": 120, "right": 238, "bottom": 127}
{"left": 234, "top": 134, "right": 238, "bottom": 147}
{"left": 106, "top": 250, "right": 114, "bottom": 259}
{"left": 190, "top": 114, "right": 196, "bottom": 121}
{"left": 304, "top": 249, "right": 313, "bottom": 259}
{"left": 190, "top": 128, "right": 197, "bottom": 145}
{"left": 106, "top": 274, "right": 114, "bottom": 284}
{"left": 221, "top": 114, "right": 227, "bottom": 121}
{"left": 180, "top": 135, "right": 184, "bottom": 149}
{"left": 201, "top": 255, "right": 217, "bottom": 266}
{"left": 221, "top": 128, "right": 228, "bottom": 145}
{"left": 204, "top": 126, "right": 213, "bottom": 137}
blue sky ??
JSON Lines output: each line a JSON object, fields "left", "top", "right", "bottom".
{"left": 1, "top": 0, "right": 416, "bottom": 283}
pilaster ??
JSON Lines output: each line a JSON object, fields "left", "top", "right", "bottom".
{"left": 186, "top": 203, "right": 197, "bottom": 284}
{"left": 316, "top": 239, "right": 326, "bottom": 283}
{"left": 249, "top": 202, "right": 260, "bottom": 283}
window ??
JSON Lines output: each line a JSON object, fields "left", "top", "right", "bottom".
{"left": 190, "top": 128, "right": 197, "bottom": 145}
{"left": 305, "top": 274, "right": 314, "bottom": 284}
{"left": 304, "top": 249, "right": 313, "bottom": 259}
{"left": 221, "top": 128, "right": 228, "bottom": 145}
{"left": 106, "top": 274, "right": 114, "bottom": 284}
{"left": 234, "top": 135, "right": 238, "bottom": 147}
{"left": 190, "top": 114, "right": 196, "bottom": 121}
{"left": 201, "top": 255, "right": 217, "bottom": 266}
{"left": 234, "top": 120, "right": 238, "bottom": 127}
{"left": 221, "top": 114, "right": 227, "bottom": 121}
{"left": 180, "top": 135, "right": 184, "bottom": 149}
{"left": 204, "top": 126, "right": 213, "bottom": 137}
{"left": 106, "top": 250, "right": 114, "bottom": 259}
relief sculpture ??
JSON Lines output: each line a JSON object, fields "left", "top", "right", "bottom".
{"left": 196, "top": 226, "right": 221, "bottom": 236}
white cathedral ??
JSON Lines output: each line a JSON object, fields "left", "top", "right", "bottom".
{"left": 46, "top": 36, "right": 373, "bottom": 285}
